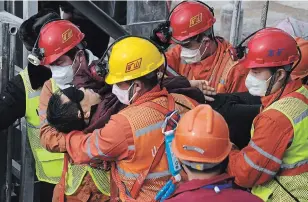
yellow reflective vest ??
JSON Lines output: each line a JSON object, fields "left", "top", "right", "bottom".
{"left": 50, "top": 79, "right": 110, "bottom": 196}
{"left": 251, "top": 86, "right": 308, "bottom": 202}
{"left": 20, "top": 67, "right": 63, "bottom": 184}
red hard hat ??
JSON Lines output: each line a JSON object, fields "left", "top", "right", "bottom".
{"left": 240, "top": 28, "right": 299, "bottom": 69}
{"left": 170, "top": 1, "right": 216, "bottom": 43}
{"left": 38, "top": 20, "right": 85, "bottom": 65}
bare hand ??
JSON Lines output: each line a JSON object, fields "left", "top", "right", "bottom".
{"left": 79, "top": 88, "right": 101, "bottom": 116}
{"left": 189, "top": 80, "right": 216, "bottom": 102}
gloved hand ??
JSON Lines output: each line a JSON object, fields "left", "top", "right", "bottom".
{"left": 150, "top": 21, "right": 172, "bottom": 50}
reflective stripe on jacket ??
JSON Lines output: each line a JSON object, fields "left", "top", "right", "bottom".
{"left": 251, "top": 86, "right": 308, "bottom": 202}
{"left": 113, "top": 93, "right": 196, "bottom": 201}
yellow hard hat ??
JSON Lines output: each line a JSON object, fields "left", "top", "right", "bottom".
{"left": 105, "top": 36, "right": 165, "bottom": 85}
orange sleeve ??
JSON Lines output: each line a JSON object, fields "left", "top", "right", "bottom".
{"left": 225, "top": 62, "right": 249, "bottom": 93}
{"left": 39, "top": 80, "right": 66, "bottom": 152}
{"left": 65, "top": 114, "right": 133, "bottom": 164}
{"left": 227, "top": 109, "right": 293, "bottom": 188}
{"left": 165, "top": 45, "right": 181, "bottom": 74}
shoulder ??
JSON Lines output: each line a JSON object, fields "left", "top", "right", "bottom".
{"left": 166, "top": 45, "right": 181, "bottom": 57}
{"left": 171, "top": 93, "right": 198, "bottom": 108}
{"left": 40, "top": 79, "right": 53, "bottom": 103}
{"left": 42, "top": 79, "right": 53, "bottom": 92}
{"left": 254, "top": 109, "right": 293, "bottom": 134}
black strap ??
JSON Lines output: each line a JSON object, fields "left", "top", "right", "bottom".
{"left": 274, "top": 177, "right": 300, "bottom": 202}
{"left": 175, "top": 101, "right": 191, "bottom": 111}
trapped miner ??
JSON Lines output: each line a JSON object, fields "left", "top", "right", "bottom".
{"left": 151, "top": 1, "right": 249, "bottom": 100}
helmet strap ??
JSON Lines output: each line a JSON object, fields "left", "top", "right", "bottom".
{"left": 267, "top": 65, "right": 292, "bottom": 104}
{"left": 128, "top": 81, "right": 138, "bottom": 104}
{"left": 270, "top": 72, "right": 290, "bottom": 104}
{"left": 265, "top": 71, "right": 277, "bottom": 96}
{"left": 160, "top": 53, "right": 168, "bottom": 90}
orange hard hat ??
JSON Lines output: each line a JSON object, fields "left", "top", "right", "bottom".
{"left": 291, "top": 37, "right": 308, "bottom": 80}
{"left": 38, "top": 20, "right": 85, "bottom": 65}
{"left": 172, "top": 105, "right": 231, "bottom": 164}
{"left": 169, "top": 1, "right": 216, "bottom": 43}
{"left": 240, "top": 28, "right": 299, "bottom": 69}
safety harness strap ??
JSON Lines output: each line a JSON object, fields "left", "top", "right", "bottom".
{"left": 130, "top": 94, "right": 176, "bottom": 199}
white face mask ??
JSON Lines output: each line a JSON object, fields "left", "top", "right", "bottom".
{"left": 180, "top": 39, "right": 208, "bottom": 64}
{"left": 50, "top": 54, "right": 81, "bottom": 90}
{"left": 50, "top": 65, "right": 74, "bottom": 90}
{"left": 245, "top": 73, "right": 272, "bottom": 96}
{"left": 112, "top": 83, "right": 137, "bottom": 105}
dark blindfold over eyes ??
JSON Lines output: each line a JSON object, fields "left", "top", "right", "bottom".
{"left": 61, "top": 86, "right": 85, "bottom": 104}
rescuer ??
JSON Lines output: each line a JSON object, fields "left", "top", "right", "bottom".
{"left": 228, "top": 28, "right": 308, "bottom": 202}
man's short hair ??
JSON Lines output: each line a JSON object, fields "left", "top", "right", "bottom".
{"left": 133, "top": 70, "right": 159, "bottom": 90}
{"left": 65, "top": 42, "right": 88, "bottom": 61}
{"left": 47, "top": 92, "right": 84, "bottom": 133}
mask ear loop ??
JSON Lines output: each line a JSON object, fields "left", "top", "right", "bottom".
{"left": 128, "top": 82, "right": 138, "bottom": 104}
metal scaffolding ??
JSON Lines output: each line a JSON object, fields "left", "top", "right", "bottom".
{"left": 260, "top": 0, "right": 270, "bottom": 28}
{"left": 230, "top": 0, "right": 243, "bottom": 46}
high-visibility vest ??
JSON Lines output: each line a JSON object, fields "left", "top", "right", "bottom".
{"left": 112, "top": 93, "right": 196, "bottom": 201}
{"left": 250, "top": 86, "right": 308, "bottom": 202}
{"left": 20, "top": 68, "right": 64, "bottom": 184}
{"left": 50, "top": 78, "right": 110, "bottom": 196}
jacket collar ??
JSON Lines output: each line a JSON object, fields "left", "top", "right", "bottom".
{"left": 130, "top": 85, "right": 169, "bottom": 107}
{"left": 261, "top": 79, "right": 303, "bottom": 109}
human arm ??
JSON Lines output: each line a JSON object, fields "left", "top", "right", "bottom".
{"left": 189, "top": 80, "right": 216, "bottom": 102}
{"left": 66, "top": 114, "right": 133, "bottom": 164}
{"left": 227, "top": 110, "right": 293, "bottom": 187}
{"left": 39, "top": 80, "right": 66, "bottom": 152}
{"left": 165, "top": 45, "right": 182, "bottom": 76}
{"left": 225, "top": 62, "right": 249, "bottom": 93}
{"left": 209, "top": 92, "right": 261, "bottom": 148}
{"left": 0, "top": 75, "right": 26, "bottom": 130}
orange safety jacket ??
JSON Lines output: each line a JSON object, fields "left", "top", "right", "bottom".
{"left": 112, "top": 93, "right": 196, "bottom": 201}
{"left": 165, "top": 37, "right": 249, "bottom": 93}
{"left": 65, "top": 87, "right": 197, "bottom": 201}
